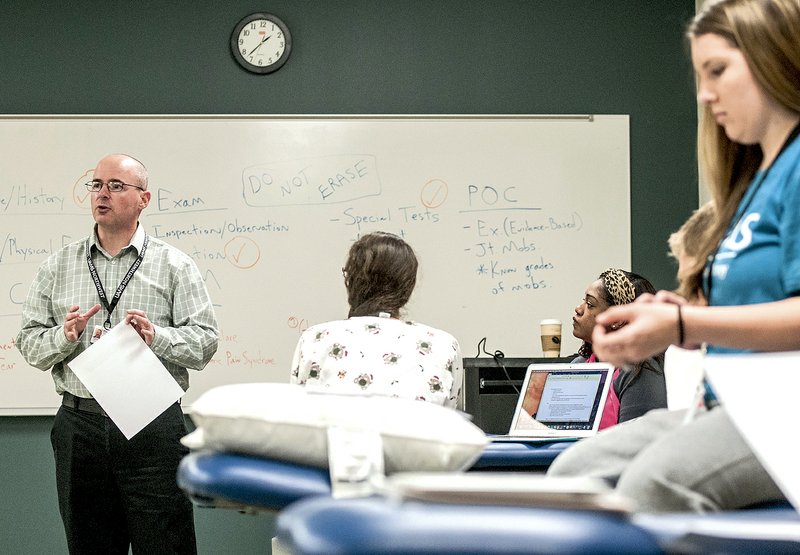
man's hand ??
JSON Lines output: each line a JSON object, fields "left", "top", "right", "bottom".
{"left": 64, "top": 304, "right": 102, "bottom": 342}
{"left": 126, "top": 309, "right": 156, "bottom": 346}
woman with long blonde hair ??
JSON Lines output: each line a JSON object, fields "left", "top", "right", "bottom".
{"left": 549, "top": 0, "right": 800, "bottom": 512}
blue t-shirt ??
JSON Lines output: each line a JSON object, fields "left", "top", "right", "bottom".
{"left": 703, "top": 131, "right": 800, "bottom": 354}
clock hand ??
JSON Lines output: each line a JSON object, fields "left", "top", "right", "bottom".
{"left": 248, "top": 34, "right": 272, "bottom": 56}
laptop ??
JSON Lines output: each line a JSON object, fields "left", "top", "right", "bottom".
{"left": 491, "top": 362, "right": 614, "bottom": 441}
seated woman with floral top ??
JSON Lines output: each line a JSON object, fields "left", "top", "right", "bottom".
{"left": 290, "top": 231, "right": 463, "bottom": 408}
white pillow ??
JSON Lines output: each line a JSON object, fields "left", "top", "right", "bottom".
{"left": 183, "top": 383, "right": 488, "bottom": 474}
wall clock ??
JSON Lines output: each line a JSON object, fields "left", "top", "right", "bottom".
{"left": 231, "top": 13, "right": 292, "bottom": 74}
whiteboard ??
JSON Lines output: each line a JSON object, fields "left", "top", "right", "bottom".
{"left": 0, "top": 115, "right": 630, "bottom": 414}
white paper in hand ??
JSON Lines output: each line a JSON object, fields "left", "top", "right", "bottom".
{"left": 67, "top": 322, "right": 184, "bottom": 439}
{"left": 664, "top": 345, "right": 705, "bottom": 410}
{"left": 705, "top": 351, "right": 800, "bottom": 512}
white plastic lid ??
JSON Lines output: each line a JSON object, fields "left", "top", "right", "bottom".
{"left": 540, "top": 318, "right": 562, "bottom": 325}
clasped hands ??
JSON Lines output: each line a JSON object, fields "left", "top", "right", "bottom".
{"left": 592, "top": 290, "right": 688, "bottom": 367}
{"left": 64, "top": 305, "right": 156, "bottom": 346}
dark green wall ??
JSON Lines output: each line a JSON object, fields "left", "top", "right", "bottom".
{"left": 0, "top": 1, "right": 697, "bottom": 553}
{"left": 0, "top": 417, "right": 274, "bottom": 554}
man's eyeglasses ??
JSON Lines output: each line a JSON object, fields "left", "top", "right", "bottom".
{"left": 85, "top": 180, "right": 146, "bottom": 193}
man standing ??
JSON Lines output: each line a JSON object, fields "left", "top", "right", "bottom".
{"left": 17, "top": 153, "right": 219, "bottom": 554}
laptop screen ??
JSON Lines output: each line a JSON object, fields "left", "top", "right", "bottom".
{"left": 509, "top": 363, "right": 613, "bottom": 437}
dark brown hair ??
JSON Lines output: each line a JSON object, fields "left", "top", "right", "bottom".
{"left": 344, "top": 231, "right": 418, "bottom": 318}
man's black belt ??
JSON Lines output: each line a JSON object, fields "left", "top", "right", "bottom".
{"left": 62, "top": 392, "right": 107, "bottom": 417}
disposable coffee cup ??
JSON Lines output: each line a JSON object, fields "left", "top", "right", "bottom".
{"left": 540, "top": 319, "right": 562, "bottom": 358}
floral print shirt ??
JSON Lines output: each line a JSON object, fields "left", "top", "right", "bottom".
{"left": 290, "top": 316, "right": 463, "bottom": 408}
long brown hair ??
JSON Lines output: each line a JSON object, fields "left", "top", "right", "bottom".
{"left": 344, "top": 231, "right": 418, "bottom": 318}
{"left": 680, "top": 0, "right": 800, "bottom": 299}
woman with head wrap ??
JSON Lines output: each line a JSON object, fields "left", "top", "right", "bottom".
{"left": 572, "top": 269, "right": 667, "bottom": 429}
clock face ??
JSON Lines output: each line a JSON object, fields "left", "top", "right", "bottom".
{"left": 231, "top": 14, "right": 292, "bottom": 74}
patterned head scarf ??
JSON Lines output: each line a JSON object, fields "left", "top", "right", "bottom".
{"left": 599, "top": 268, "right": 635, "bottom": 306}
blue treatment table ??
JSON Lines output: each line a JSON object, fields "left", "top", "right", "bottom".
{"left": 177, "top": 440, "right": 570, "bottom": 511}
{"left": 471, "top": 439, "right": 574, "bottom": 471}
{"left": 177, "top": 451, "right": 332, "bottom": 512}
{"left": 178, "top": 443, "right": 800, "bottom": 554}
{"left": 274, "top": 495, "right": 800, "bottom": 555}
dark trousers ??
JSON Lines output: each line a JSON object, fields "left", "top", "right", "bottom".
{"left": 51, "top": 402, "right": 196, "bottom": 555}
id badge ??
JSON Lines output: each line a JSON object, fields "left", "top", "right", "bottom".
{"left": 90, "top": 325, "right": 106, "bottom": 344}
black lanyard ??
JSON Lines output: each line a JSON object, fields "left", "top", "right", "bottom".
{"left": 704, "top": 121, "right": 800, "bottom": 300}
{"left": 86, "top": 234, "right": 149, "bottom": 329}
